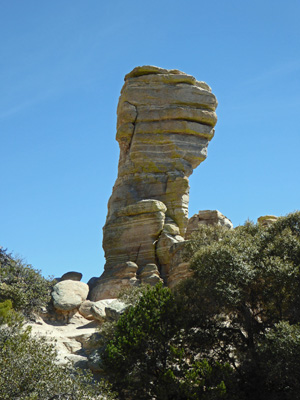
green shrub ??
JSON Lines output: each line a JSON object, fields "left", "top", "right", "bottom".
{"left": 0, "top": 302, "right": 116, "bottom": 400}
{"left": 0, "top": 248, "right": 54, "bottom": 316}
{"left": 102, "top": 284, "right": 233, "bottom": 399}
{"left": 101, "top": 212, "right": 300, "bottom": 400}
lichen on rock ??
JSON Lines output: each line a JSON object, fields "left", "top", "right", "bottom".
{"left": 90, "top": 65, "right": 218, "bottom": 301}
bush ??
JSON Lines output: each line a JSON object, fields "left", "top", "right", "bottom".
{"left": 0, "top": 248, "right": 54, "bottom": 316}
{"left": 0, "top": 300, "right": 116, "bottom": 400}
{"left": 101, "top": 212, "right": 300, "bottom": 400}
{"left": 179, "top": 211, "right": 300, "bottom": 399}
{"left": 102, "top": 284, "right": 233, "bottom": 400}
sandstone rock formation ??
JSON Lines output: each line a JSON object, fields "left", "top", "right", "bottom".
{"left": 167, "top": 241, "right": 192, "bottom": 289}
{"left": 168, "top": 209, "right": 233, "bottom": 288}
{"left": 257, "top": 215, "right": 278, "bottom": 227}
{"left": 90, "top": 66, "right": 218, "bottom": 301}
{"left": 185, "top": 210, "right": 233, "bottom": 238}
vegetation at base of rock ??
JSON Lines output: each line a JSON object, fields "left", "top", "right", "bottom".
{"left": 101, "top": 212, "right": 300, "bottom": 400}
{"left": 102, "top": 283, "right": 233, "bottom": 399}
{"left": 0, "top": 248, "right": 54, "bottom": 316}
{"left": 0, "top": 250, "right": 116, "bottom": 399}
{"left": 0, "top": 300, "right": 116, "bottom": 400}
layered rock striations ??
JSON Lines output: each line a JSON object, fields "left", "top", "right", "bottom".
{"left": 185, "top": 210, "right": 233, "bottom": 238}
{"left": 168, "top": 210, "right": 233, "bottom": 288}
{"left": 90, "top": 66, "right": 218, "bottom": 301}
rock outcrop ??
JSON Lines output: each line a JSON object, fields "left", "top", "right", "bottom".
{"left": 27, "top": 313, "right": 100, "bottom": 370}
{"left": 28, "top": 294, "right": 129, "bottom": 376}
{"left": 185, "top": 210, "right": 233, "bottom": 238}
{"left": 90, "top": 66, "right": 218, "bottom": 301}
{"left": 168, "top": 209, "right": 233, "bottom": 288}
{"left": 257, "top": 215, "right": 278, "bottom": 227}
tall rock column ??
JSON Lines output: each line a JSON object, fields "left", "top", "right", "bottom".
{"left": 90, "top": 66, "right": 218, "bottom": 301}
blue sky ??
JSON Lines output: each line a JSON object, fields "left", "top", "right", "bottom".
{"left": 1, "top": 0, "right": 300, "bottom": 281}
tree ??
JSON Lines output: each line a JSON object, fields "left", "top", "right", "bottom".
{"left": 102, "top": 284, "right": 233, "bottom": 400}
{"left": 179, "top": 211, "right": 300, "bottom": 399}
{"left": 102, "top": 212, "right": 300, "bottom": 400}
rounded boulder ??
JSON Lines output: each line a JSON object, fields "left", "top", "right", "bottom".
{"left": 52, "top": 280, "right": 89, "bottom": 311}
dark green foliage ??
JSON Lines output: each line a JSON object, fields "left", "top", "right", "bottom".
{"left": 257, "top": 321, "right": 300, "bottom": 398}
{"left": 0, "top": 299, "right": 14, "bottom": 323}
{"left": 0, "top": 298, "right": 23, "bottom": 327}
{"left": 0, "top": 249, "right": 116, "bottom": 399}
{"left": 0, "top": 248, "right": 54, "bottom": 316}
{"left": 0, "top": 300, "right": 115, "bottom": 400}
{"left": 180, "top": 211, "right": 300, "bottom": 399}
{"left": 102, "top": 284, "right": 233, "bottom": 399}
{"left": 102, "top": 211, "right": 300, "bottom": 400}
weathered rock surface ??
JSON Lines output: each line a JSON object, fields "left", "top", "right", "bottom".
{"left": 52, "top": 280, "right": 89, "bottom": 311}
{"left": 168, "top": 241, "right": 193, "bottom": 289}
{"left": 27, "top": 301, "right": 128, "bottom": 378}
{"left": 156, "top": 217, "right": 185, "bottom": 282}
{"left": 60, "top": 271, "right": 83, "bottom": 282}
{"left": 168, "top": 210, "right": 233, "bottom": 288}
{"left": 90, "top": 299, "right": 116, "bottom": 322}
{"left": 138, "top": 263, "right": 164, "bottom": 285}
{"left": 103, "top": 200, "right": 167, "bottom": 268}
{"left": 89, "top": 262, "right": 138, "bottom": 301}
{"left": 257, "top": 215, "right": 278, "bottom": 227}
{"left": 185, "top": 210, "right": 233, "bottom": 238}
{"left": 27, "top": 313, "right": 100, "bottom": 369}
{"left": 79, "top": 300, "right": 95, "bottom": 320}
{"left": 104, "top": 299, "right": 128, "bottom": 321}
{"left": 91, "top": 66, "right": 218, "bottom": 300}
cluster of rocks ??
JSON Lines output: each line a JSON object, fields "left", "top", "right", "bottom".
{"left": 29, "top": 210, "right": 276, "bottom": 376}
{"left": 28, "top": 312, "right": 102, "bottom": 373}
{"left": 37, "top": 210, "right": 234, "bottom": 372}
{"left": 28, "top": 272, "right": 129, "bottom": 376}
{"left": 51, "top": 275, "right": 128, "bottom": 322}
{"left": 90, "top": 65, "right": 219, "bottom": 300}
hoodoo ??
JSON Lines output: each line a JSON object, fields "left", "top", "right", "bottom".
{"left": 90, "top": 66, "right": 218, "bottom": 300}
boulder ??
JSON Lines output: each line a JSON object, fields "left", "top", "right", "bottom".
{"left": 139, "top": 264, "right": 164, "bottom": 286}
{"left": 185, "top": 210, "right": 233, "bottom": 238}
{"left": 257, "top": 215, "right": 278, "bottom": 227}
{"left": 86, "top": 277, "right": 99, "bottom": 296}
{"left": 90, "top": 299, "right": 128, "bottom": 322}
{"left": 90, "top": 299, "right": 116, "bottom": 322}
{"left": 105, "top": 299, "right": 128, "bottom": 321}
{"left": 60, "top": 271, "right": 83, "bottom": 281}
{"left": 52, "top": 280, "right": 89, "bottom": 311}
{"left": 78, "top": 300, "right": 94, "bottom": 320}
